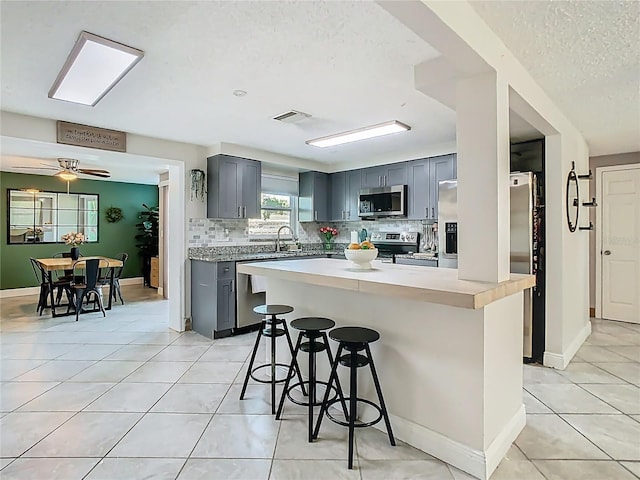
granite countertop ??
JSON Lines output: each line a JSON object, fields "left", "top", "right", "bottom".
{"left": 189, "top": 247, "right": 346, "bottom": 262}
{"left": 394, "top": 253, "right": 438, "bottom": 260}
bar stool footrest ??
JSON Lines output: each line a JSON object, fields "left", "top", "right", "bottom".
{"left": 250, "top": 363, "right": 295, "bottom": 384}
{"left": 285, "top": 380, "right": 339, "bottom": 407}
{"left": 325, "top": 397, "right": 382, "bottom": 428}
{"left": 262, "top": 327, "right": 286, "bottom": 337}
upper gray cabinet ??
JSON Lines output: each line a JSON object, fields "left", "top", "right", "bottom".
{"left": 361, "top": 162, "right": 407, "bottom": 188}
{"left": 207, "top": 154, "right": 261, "bottom": 219}
{"left": 329, "top": 170, "right": 362, "bottom": 221}
{"left": 407, "top": 154, "right": 456, "bottom": 220}
{"left": 299, "top": 171, "right": 330, "bottom": 222}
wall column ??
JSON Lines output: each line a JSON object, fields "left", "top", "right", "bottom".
{"left": 456, "top": 71, "right": 511, "bottom": 283}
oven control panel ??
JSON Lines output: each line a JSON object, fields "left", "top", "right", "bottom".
{"left": 370, "top": 231, "right": 419, "bottom": 244}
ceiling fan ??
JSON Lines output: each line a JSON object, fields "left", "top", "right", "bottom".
{"left": 13, "top": 158, "right": 111, "bottom": 179}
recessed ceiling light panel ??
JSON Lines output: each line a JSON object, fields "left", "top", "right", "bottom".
{"left": 49, "top": 31, "right": 144, "bottom": 106}
{"left": 306, "top": 120, "right": 411, "bottom": 148}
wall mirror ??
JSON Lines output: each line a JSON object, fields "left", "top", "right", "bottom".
{"left": 7, "top": 189, "right": 99, "bottom": 244}
{"left": 565, "top": 167, "right": 579, "bottom": 233}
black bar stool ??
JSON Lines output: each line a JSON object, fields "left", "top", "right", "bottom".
{"left": 313, "top": 326, "right": 395, "bottom": 469}
{"left": 275, "top": 317, "right": 348, "bottom": 442}
{"left": 240, "top": 304, "right": 306, "bottom": 414}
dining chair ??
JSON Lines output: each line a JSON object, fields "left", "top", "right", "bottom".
{"left": 109, "top": 252, "right": 128, "bottom": 305}
{"left": 29, "top": 258, "right": 72, "bottom": 315}
{"left": 67, "top": 258, "right": 107, "bottom": 321}
{"left": 52, "top": 252, "right": 81, "bottom": 305}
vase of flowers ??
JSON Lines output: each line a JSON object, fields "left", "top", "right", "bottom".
{"left": 319, "top": 226, "right": 338, "bottom": 251}
{"left": 61, "top": 232, "right": 85, "bottom": 260}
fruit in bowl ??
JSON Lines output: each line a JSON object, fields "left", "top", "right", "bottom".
{"left": 344, "top": 246, "right": 378, "bottom": 269}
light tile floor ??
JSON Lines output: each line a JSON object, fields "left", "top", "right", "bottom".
{"left": 1, "top": 285, "right": 638, "bottom": 479}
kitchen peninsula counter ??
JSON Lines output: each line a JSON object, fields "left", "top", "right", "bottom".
{"left": 237, "top": 257, "right": 534, "bottom": 480}
{"left": 237, "top": 257, "right": 534, "bottom": 309}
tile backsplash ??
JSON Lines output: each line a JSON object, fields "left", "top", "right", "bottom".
{"left": 189, "top": 218, "right": 435, "bottom": 248}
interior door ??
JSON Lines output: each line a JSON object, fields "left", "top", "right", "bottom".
{"left": 601, "top": 167, "right": 640, "bottom": 323}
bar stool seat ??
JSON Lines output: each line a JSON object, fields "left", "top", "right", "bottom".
{"left": 314, "top": 326, "right": 395, "bottom": 469}
{"left": 276, "top": 317, "right": 348, "bottom": 442}
{"left": 240, "top": 304, "right": 305, "bottom": 414}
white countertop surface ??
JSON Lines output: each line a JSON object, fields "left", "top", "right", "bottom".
{"left": 237, "top": 258, "right": 536, "bottom": 309}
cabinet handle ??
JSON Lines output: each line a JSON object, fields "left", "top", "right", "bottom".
{"left": 230, "top": 280, "right": 234, "bottom": 293}
{"left": 425, "top": 207, "right": 428, "bottom": 218}
{"left": 378, "top": 175, "right": 382, "bottom": 187}
{"left": 199, "top": 283, "right": 208, "bottom": 287}
{"left": 242, "top": 206, "right": 246, "bottom": 218}
{"left": 237, "top": 206, "right": 241, "bottom": 218}
{"left": 223, "top": 267, "right": 229, "bottom": 272}
{"left": 314, "top": 210, "right": 318, "bottom": 221}
{"left": 432, "top": 207, "right": 435, "bottom": 217}
{"left": 603, "top": 250, "right": 611, "bottom": 255}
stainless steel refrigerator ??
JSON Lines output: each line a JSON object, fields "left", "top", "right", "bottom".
{"left": 438, "top": 172, "right": 544, "bottom": 361}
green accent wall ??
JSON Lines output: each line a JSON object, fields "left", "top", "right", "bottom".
{"left": 0, "top": 172, "right": 158, "bottom": 289}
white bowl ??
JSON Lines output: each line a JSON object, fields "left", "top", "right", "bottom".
{"left": 344, "top": 248, "right": 378, "bottom": 269}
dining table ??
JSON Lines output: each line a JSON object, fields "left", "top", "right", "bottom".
{"left": 35, "top": 256, "right": 124, "bottom": 317}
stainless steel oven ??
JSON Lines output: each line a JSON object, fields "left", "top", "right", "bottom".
{"left": 369, "top": 231, "right": 420, "bottom": 262}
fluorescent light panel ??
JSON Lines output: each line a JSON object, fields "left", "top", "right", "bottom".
{"left": 49, "top": 31, "right": 144, "bottom": 106}
{"left": 306, "top": 120, "right": 411, "bottom": 148}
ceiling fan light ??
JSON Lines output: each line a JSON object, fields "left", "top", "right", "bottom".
{"left": 57, "top": 171, "right": 78, "bottom": 181}
{"left": 306, "top": 120, "right": 411, "bottom": 148}
{"left": 48, "top": 31, "right": 144, "bottom": 106}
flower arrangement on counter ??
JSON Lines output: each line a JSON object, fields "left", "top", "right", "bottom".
{"left": 319, "top": 226, "right": 338, "bottom": 250}
{"left": 61, "top": 231, "right": 85, "bottom": 246}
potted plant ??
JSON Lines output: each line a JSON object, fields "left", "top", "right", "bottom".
{"left": 135, "top": 204, "right": 159, "bottom": 286}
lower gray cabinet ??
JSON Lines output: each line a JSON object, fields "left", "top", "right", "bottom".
{"left": 191, "top": 260, "right": 236, "bottom": 338}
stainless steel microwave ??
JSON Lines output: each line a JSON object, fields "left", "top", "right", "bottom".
{"left": 358, "top": 185, "right": 407, "bottom": 218}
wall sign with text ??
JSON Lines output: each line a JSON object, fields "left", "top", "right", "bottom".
{"left": 56, "top": 121, "right": 127, "bottom": 152}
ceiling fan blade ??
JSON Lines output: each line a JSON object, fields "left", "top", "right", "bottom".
{"left": 12, "top": 165, "right": 59, "bottom": 170}
{"left": 78, "top": 170, "right": 111, "bottom": 178}
{"left": 78, "top": 168, "right": 111, "bottom": 174}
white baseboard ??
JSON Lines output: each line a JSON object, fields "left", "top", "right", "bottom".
{"left": 362, "top": 403, "right": 526, "bottom": 480}
{"left": 118, "top": 277, "right": 144, "bottom": 286}
{"left": 484, "top": 404, "right": 526, "bottom": 478}
{"left": 543, "top": 321, "right": 592, "bottom": 370}
{"left": 0, "top": 286, "right": 41, "bottom": 298}
{"left": 0, "top": 277, "right": 144, "bottom": 299}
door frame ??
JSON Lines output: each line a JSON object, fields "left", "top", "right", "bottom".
{"left": 595, "top": 163, "right": 640, "bottom": 319}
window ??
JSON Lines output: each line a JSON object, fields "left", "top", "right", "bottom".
{"left": 7, "top": 189, "right": 99, "bottom": 244}
{"left": 247, "top": 193, "right": 295, "bottom": 236}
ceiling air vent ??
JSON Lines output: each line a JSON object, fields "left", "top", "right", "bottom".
{"left": 273, "top": 110, "right": 311, "bottom": 123}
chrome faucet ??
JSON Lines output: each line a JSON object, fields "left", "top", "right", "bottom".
{"left": 276, "top": 225, "right": 296, "bottom": 252}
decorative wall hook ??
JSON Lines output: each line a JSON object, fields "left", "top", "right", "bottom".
{"left": 190, "top": 169, "right": 207, "bottom": 202}
{"left": 579, "top": 222, "right": 594, "bottom": 231}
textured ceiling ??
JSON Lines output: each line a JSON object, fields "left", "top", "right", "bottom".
{"left": 471, "top": 0, "right": 640, "bottom": 156}
{"left": 0, "top": 1, "right": 636, "bottom": 184}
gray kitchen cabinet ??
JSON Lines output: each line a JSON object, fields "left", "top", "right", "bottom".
{"left": 407, "top": 154, "right": 456, "bottom": 220}
{"left": 191, "top": 260, "right": 236, "bottom": 338}
{"left": 329, "top": 169, "right": 362, "bottom": 221}
{"left": 299, "top": 171, "right": 330, "bottom": 222}
{"left": 407, "top": 159, "right": 430, "bottom": 220}
{"left": 329, "top": 172, "right": 346, "bottom": 221}
{"left": 207, "top": 154, "right": 261, "bottom": 219}
{"left": 428, "top": 154, "right": 456, "bottom": 220}
{"left": 361, "top": 162, "right": 407, "bottom": 188}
